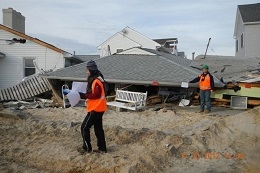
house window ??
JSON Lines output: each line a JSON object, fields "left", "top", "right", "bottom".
{"left": 241, "top": 33, "right": 244, "bottom": 48}
{"left": 116, "top": 49, "right": 123, "bottom": 53}
{"left": 24, "top": 58, "right": 36, "bottom": 77}
{"left": 236, "top": 40, "right": 238, "bottom": 52}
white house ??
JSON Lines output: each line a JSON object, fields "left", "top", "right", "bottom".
{"left": 234, "top": 3, "right": 260, "bottom": 58}
{"left": 0, "top": 8, "right": 72, "bottom": 90}
{"left": 98, "top": 26, "right": 168, "bottom": 57}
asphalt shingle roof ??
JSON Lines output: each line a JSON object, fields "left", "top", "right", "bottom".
{"left": 45, "top": 54, "right": 223, "bottom": 87}
{"left": 191, "top": 55, "right": 260, "bottom": 82}
{"left": 141, "top": 48, "right": 191, "bottom": 67}
{"left": 238, "top": 3, "right": 260, "bottom": 23}
{"left": 74, "top": 55, "right": 100, "bottom": 62}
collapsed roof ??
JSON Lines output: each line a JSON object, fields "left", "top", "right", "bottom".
{"left": 44, "top": 54, "right": 224, "bottom": 87}
{"left": 190, "top": 55, "right": 260, "bottom": 83}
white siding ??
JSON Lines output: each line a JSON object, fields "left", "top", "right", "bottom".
{"left": 100, "top": 33, "right": 141, "bottom": 57}
{"left": 122, "top": 27, "right": 161, "bottom": 49}
{"left": 245, "top": 24, "right": 260, "bottom": 58}
{"left": 0, "top": 29, "right": 65, "bottom": 89}
{"left": 234, "top": 12, "right": 245, "bottom": 58}
{"left": 99, "top": 27, "right": 161, "bottom": 57}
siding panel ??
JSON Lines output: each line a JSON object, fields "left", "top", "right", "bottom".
{"left": 0, "top": 29, "right": 65, "bottom": 89}
{"left": 235, "top": 13, "right": 245, "bottom": 58}
{"left": 245, "top": 24, "right": 260, "bottom": 58}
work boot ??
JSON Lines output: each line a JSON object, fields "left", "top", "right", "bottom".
{"left": 204, "top": 110, "right": 210, "bottom": 114}
{"left": 77, "top": 147, "right": 92, "bottom": 155}
{"left": 199, "top": 110, "right": 204, "bottom": 113}
{"left": 93, "top": 149, "right": 107, "bottom": 153}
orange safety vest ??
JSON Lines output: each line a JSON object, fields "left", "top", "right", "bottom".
{"left": 199, "top": 74, "right": 211, "bottom": 90}
{"left": 86, "top": 77, "right": 107, "bottom": 112}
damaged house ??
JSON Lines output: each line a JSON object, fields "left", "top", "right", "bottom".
{"left": 43, "top": 50, "right": 224, "bottom": 107}
{"left": 0, "top": 8, "right": 78, "bottom": 101}
{"left": 189, "top": 3, "right": 260, "bottom": 107}
{"left": 190, "top": 55, "right": 260, "bottom": 106}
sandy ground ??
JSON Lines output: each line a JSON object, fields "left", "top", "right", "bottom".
{"left": 0, "top": 104, "right": 259, "bottom": 173}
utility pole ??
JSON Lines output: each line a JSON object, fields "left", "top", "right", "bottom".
{"left": 203, "top": 38, "right": 211, "bottom": 59}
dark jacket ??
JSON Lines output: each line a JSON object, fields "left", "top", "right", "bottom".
{"left": 189, "top": 72, "right": 214, "bottom": 90}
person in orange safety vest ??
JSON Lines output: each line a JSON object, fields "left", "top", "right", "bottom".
{"left": 77, "top": 60, "right": 107, "bottom": 154}
{"left": 189, "top": 65, "right": 214, "bottom": 113}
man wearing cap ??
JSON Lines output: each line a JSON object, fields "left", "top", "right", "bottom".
{"left": 76, "top": 60, "right": 107, "bottom": 154}
{"left": 189, "top": 65, "right": 214, "bottom": 113}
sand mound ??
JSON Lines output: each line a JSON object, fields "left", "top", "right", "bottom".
{"left": 0, "top": 106, "right": 259, "bottom": 173}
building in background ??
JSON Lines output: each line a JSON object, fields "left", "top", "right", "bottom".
{"left": 97, "top": 26, "right": 181, "bottom": 57}
{"left": 0, "top": 8, "right": 72, "bottom": 89}
{"left": 234, "top": 3, "right": 260, "bottom": 58}
{"left": 153, "top": 38, "right": 178, "bottom": 55}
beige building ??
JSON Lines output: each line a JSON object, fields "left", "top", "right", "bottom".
{"left": 234, "top": 3, "right": 260, "bottom": 58}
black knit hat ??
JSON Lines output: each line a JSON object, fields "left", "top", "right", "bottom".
{"left": 86, "top": 60, "right": 98, "bottom": 70}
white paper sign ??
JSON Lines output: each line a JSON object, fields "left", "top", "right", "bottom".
{"left": 181, "top": 82, "right": 189, "bottom": 88}
{"left": 72, "top": 82, "right": 88, "bottom": 93}
{"left": 66, "top": 90, "right": 81, "bottom": 107}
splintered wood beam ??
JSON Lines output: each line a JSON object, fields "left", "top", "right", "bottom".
{"left": 48, "top": 79, "right": 63, "bottom": 107}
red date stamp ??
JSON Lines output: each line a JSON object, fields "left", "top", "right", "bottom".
{"left": 180, "top": 152, "right": 245, "bottom": 160}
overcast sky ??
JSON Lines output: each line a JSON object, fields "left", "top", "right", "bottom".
{"left": 0, "top": 0, "right": 259, "bottom": 58}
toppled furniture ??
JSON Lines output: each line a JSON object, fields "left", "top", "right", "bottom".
{"left": 107, "top": 89, "right": 148, "bottom": 111}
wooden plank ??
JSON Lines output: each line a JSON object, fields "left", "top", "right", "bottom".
{"left": 22, "top": 80, "right": 35, "bottom": 97}
{"left": 15, "top": 85, "right": 23, "bottom": 100}
{"left": 34, "top": 76, "right": 44, "bottom": 93}
{"left": 16, "top": 85, "right": 24, "bottom": 100}
{"left": 1, "top": 89, "right": 7, "bottom": 101}
{"left": 11, "top": 86, "right": 19, "bottom": 100}
{"left": 34, "top": 76, "right": 46, "bottom": 94}
{"left": 30, "top": 77, "right": 41, "bottom": 95}
{"left": 215, "top": 99, "right": 230, "bottom": 102}
{"left": 39, "top": 76, "right": 51, "bottom": 92}
{"left": 24, "top": 79, "right": 37, "bottom": 96}
{"left": 238, "top": 82, "right": 260, "bottom": 88}
{"left": 6, "top": 88, "right": 13, "bottom": 100}
{"left": 4, "top": 89, "right": 10, "bottom": 100}
{"left": 51, "top": 87, "right": 63, "bottom": 107}
{"left": 4, "top": 89, "right": 10, "bottom": 101}
{"left": 248, "top": 100, "right": 260, "bottom": 106}
{"left": 42, "top": 78, "right": 52, "bottom": 91}
{"left": 20, "top": 82, "right": 32, "bottom": 99}
{"left": 214, "top": 98, "right": 260, "bottom": 106}
{"left": 18, "top": 84, "right": 28, "bottom": 100}
{"left": 10, "top": 87, "right": 17, "bottom": 100}
{"left": 0, "top": 90, "right": 3, "bottom": 101}
{"left": 34, "top": 76, "right": 44, "bottom": 94}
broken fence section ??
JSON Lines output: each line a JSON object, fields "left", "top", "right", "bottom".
{"left": 0, "top": 75, "right": 52, "bottom": 102}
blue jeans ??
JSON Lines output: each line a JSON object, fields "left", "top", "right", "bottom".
{"left": 200, "top": 90, "right": 211, "bottom": 111}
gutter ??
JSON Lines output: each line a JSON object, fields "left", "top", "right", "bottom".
{"left": 244, "top": 21, "right": 260, "bottom": 25}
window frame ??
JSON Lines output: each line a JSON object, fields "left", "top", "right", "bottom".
{"left": 241, "top": 33, "right": 244, "bottom": 48}
{"left": 23, "top": 57, "right": 36, "bottom": 77}
{"left": 236, "top": 39, "right": 239, "bottom": 52}
{"left": 116, "top": 49, "right": 124, "bottom": 53}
